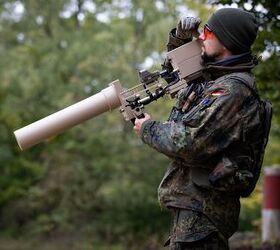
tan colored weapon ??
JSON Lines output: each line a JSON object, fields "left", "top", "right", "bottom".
{"left": 14, "top": 40, "right": 203, "bottom": 150}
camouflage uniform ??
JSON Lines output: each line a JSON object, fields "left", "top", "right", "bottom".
{"left": 140, "top": 29, "right": 265, "bottom": 249}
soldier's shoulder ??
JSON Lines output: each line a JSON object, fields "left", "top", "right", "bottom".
{"left": 213, "top": 72, "right": 254, "bottom": 96}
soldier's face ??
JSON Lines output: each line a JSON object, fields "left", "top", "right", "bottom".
{"left": 199, "top": 25, "right": 228, "bottom": 63}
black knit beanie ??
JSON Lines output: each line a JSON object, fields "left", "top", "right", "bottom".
{"left": 207, "top": 8, "right": 259, "bottom": 54}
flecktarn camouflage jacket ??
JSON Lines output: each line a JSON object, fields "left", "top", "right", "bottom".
{"left": 140, "top": 70, "right": 265, "bottom": 238}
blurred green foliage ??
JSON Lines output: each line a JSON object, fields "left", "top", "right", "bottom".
{"left": 0, "top": 0, "right": 279, "bottom": 249}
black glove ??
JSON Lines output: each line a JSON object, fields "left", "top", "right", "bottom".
{"left": 176, "top": 17, "right": 201, "bottom": 40}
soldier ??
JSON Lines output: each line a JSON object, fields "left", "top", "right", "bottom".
{"left": 134, "top": 8, "right": 268, "bottom": 250}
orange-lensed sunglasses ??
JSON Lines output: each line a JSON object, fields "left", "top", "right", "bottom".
{"left": 203, "top": 24, "right": 214, "bottom": 40}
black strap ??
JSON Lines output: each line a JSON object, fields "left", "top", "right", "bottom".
{"left": 262, "top": 101, "right": 273, "bottom": 148}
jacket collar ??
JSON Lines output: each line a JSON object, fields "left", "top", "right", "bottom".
{"left": 202, "top": 52, "right": 259, "bottom": 80}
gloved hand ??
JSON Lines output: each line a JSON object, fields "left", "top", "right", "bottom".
{"left": 176, "top": 17, "right": 201, "bottom": 40}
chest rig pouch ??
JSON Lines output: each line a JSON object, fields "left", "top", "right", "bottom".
{"left": 168, "top": 81, "right": 207, "bottom": 122}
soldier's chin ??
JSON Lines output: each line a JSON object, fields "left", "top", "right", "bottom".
{"left": 201, "top": 52, "right": 216, "bottom": 64}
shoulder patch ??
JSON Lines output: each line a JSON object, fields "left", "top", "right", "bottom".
{"left": 211, "top": 91, "right": 224, "bottom": 96}
{"left": 210, "top": 88, "right": 228, "bottom": 97}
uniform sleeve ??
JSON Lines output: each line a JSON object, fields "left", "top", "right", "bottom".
{"left": 166, "top": 28, "right": 192, "bottom": 52}
{"left": 140, "top": 84, "right": 246, "bottom": 163}
{"left": 162, "top": 28, "right": 192, "bottom": 75}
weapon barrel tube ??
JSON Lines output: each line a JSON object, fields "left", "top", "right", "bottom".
{"left": 14, "top": 80, "right": 122, "bottom": 150}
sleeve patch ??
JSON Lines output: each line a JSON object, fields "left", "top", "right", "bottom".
{"left": 200, "top": 97, "right": 215, "bottom": 108}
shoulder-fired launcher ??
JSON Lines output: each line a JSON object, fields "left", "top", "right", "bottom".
{"left": 14, "top": 40, "right": 203, "bottom": 150}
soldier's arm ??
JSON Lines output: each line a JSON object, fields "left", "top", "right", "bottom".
{"left": 166, "top": 28, "right": 192, "bottom": 52}
{"left": 140, "top": 83, "right": 247, "bottom": 162}
{"left": 163, "top": 17, "right": 200, "bottom": 73}
{"left": 162, "top": 28, "right": 192, "bottom": 74}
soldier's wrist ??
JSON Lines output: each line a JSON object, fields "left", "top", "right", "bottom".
{"left": 140, "top": 120, "right": 156, "bottom": 143}
{"left": 167, "top": 28, "right": 191, "bottom": 51}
